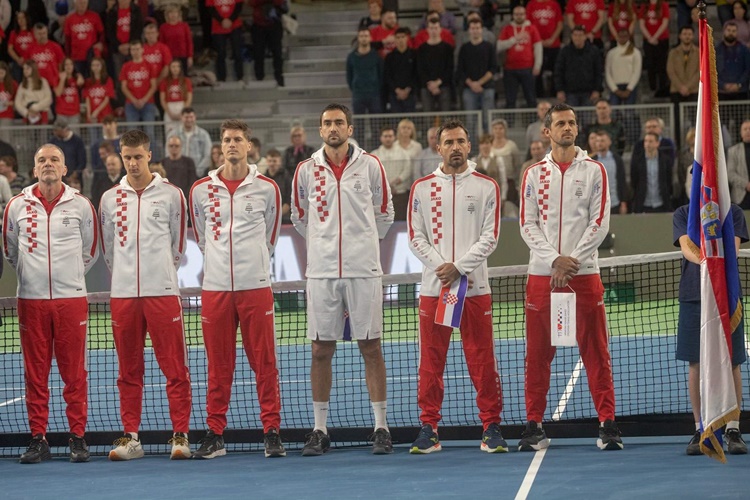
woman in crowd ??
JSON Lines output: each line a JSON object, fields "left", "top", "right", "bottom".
{"left": 605, "top": 29, "right": 642, "bottom": 105}
{"left": 15, "top": 60, "right": 52, "bottom": 125}
{"left": 7, "top": 11, "right": 33, "bottom": 81}
{"left": 608, "top": 0, "right": 637, "bottom": 41}
{"left": 54, "top": 57, "right": 84, "bottom": 124}
{"left": 0, "top": 62, "right": 18, "bottom": 131}
{"left": 396, "top": 119, "right": 422, "bottom": 160}
{"left": 160, "top": 60, "right": 193, "bottom": 138}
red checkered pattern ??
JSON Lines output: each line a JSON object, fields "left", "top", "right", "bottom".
{"left": 444, "top": 293, "right": 458, "bottom": 305}
{"left": 207, "top": 185, "right": 222, "bottom": 241}
{"left": 25, "top": 202, "right": 38, "bottom": 253}
{"left": 537, "top": 167, "right": 551, "bottom": 222}
{"left": 430, "top": 182, "right": 443, "bottom": 245}
{"left": 114, "top": 189, "right": 129, "bottom": 247}
{"left": 314, "top": 167, "right": 329, "bottom": 223}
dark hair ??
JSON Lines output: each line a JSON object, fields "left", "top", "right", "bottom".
{"left": 467, "top": 17, "right": 482, "bottom": 27}
{"left": 181, "top": 106, "right": 195, "bottom": 115}
{"left": 0, "top": 155, "right": 18, "bottom": 172}
{"left": 395, "top": 27, "right": 411, "bottom": 36}
{"left": 102, "top": 115, "right": 118, "bottom": 125}
{"left": 358, "top": 25, "right": 370, "bottom": 33}
{"left": 250, "top": 137, "right": 262, "bottom": 149}
{"left": 33, "top": 22, "right": 47, "bottom": 30}
{"left": 120, "top": 129, "right": 151, "bottom": 149}
{"left": 380, "top": 125, "right": 396, "bottom": 135}
{"left": 594, "top": 98, "right": 609, "bottom": 106}
{"left": 725, "top": 19, "right": 739, "bottom": 28}
{"left": 572, "top": 24, "right": 586, "bottom": 34}
{"left": 680, "top": 25, "right": 695, "bottom": 34}
{"left": 99, "top": 140, "right": 115, "bottom": 152}
{"left": 543, "top": 103, "right": 577, "bottom": 129}
{"left": 129, "top": 39, "right": 143, "bottom": 47}
{"left": 644, "top": 131, "right": 660, "bottom": 142}
{"left": 733, "top": 0, "right": 748, "bottom": 18}
{"left": 381, "top": 8, "right": 395, "bottom": 16}
{"left": 221, "top": 119, "right": 252, "bottom": 141}
{"left": 266, "top": 148, "right": 281, "bottom": 158}
{"left": 320, "top": 103, "right": 353, "bottom": 126}
{"left": 87, "top": 57, "right": 109, "bottom": 85}
{"left": 0, "top": 61, "right": 13, "bottom": 90}
{"left": 436, "top": 119, "right": 469, "bottom": 143}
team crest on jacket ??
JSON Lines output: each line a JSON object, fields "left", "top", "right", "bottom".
{"left": 245, "top": 202, "right": 253, "bottom": 212}
{"left": 152, "top": 209, "right": 160, "bottom": 218}
{"left": 413, "top": 198, "right": 420, "bottom": 213}
{"left": 467, "top": 202, "right": 475, "bottom": 214}
{"left": 354, "top": 180, "right": 362, "bottom": 192}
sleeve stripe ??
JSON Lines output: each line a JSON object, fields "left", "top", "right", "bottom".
{"left": 593, "top": 161, "right": 608, "bottom": 226}
{"left": 407, "top": 174, "right": 436, "bottom": 241}
{"left": 519, "top": 167, "right": 533, "bottom": 226}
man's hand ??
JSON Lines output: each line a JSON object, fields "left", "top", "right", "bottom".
{"left": 221, "top": 18, "right": 232, "bottom": 30}
{"left": 550, "top": 256, "right": 580, "bottom": 289}
{"left": 435, "top": 262, "right": 461, "bottom": 286}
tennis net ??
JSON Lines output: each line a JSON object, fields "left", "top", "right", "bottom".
{"left": 0, "top": 251, "right": 749, "bottom": 456}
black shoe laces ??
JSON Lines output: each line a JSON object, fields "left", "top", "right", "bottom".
{"left": 70, "top": 436, "right": 87, "bottom": 453}
{"left": 305, "top": 430, "right": 324, "bottom": 446}
{"left": 265, "top": 431, "right": 281, "bottom": 447}
{"left": 26, "top": 436, "right": 45, "bottom": 452}
{"left": 370, "top": 429, "right": 391, "bottom": 445}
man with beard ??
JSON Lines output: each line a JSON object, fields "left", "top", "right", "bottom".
{"left": 716, "top": 21, "right": 750, "bottom": 100}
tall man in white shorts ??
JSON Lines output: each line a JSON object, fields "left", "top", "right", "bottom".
{"left": 99, "top": 129, "right": 192, "bottom": 461}
{"left": 292, "top": 103, "right": 394, "bottom": 456}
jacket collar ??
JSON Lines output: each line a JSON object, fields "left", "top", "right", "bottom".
{"left": 431, "top": 160, "right": 478, "bottom": 179}
{"left": 542, "top": 146, "right": 590, "bottom": 170}
{"left": 118, "top": 172, "right": 162, "bottom": 192}
{"left": 23, "top": 182, "right": 78, "bottom": 203}
{"left": 208, "top": 163, "right": 258, "bottom": 187}
{"left": 311, "top": 143, "right": 362, "bottom": 169}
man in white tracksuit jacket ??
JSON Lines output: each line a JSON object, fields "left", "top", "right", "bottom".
{"left": 99, "top": 129, "right": 191, "bottom": 461}
{"left": 292, "top": 103, "right": 394, "bottom": 456}
{"left": 407, "top": 119, "right": 506, "bottom": 455}
{"left": 518, "top": 103, "right": 621, "bottom": 452}
{"left": 3, "top": 143, "right": 99, "bottom": 464}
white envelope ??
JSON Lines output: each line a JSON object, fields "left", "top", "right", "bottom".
{"left": 550, "top": 290, "right": 577, "bottom": 347}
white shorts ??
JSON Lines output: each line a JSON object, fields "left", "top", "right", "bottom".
{"left": 306, "top": 277, "right": 383, "bottom": 341}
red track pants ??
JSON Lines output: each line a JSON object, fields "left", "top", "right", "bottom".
{"left": 201, "top": 289, "right": 281, "bottom": 434}
{"left": 18, "top": 297, "right": 88, "bottom": 436}
{"left": 525, "top": 274, "right": 616, "bottom": 422}
{"left": 418, "top": 294, "right": 502, "bottom": 430}
{"left": 111, "top": 296, "right": 191, "bottom": 433}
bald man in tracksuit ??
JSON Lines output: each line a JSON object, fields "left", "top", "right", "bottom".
{"left": 407, "top": 120, "right": 505, "bottom": 455}
{"left": 100, "top": 129, "right": 191, "bottom": 461}
{"left": 3, "top": 144, "right": 99, "bottom": 464}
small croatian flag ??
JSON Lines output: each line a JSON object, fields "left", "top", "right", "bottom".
{"left": 435, "top": 275, "right": 469, "bottom": 328}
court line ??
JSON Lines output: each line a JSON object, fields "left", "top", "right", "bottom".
{"left": 551, "top": 357, "right": 584, "bottom": 421}
{"left": 515, "top": 356, "right": 583, "bottom": 499}
{"left": 0, "top": 396, "right": 24, "bottom": 407}
{"left": 514, "top": 445, "right": 550, "bottom": 500}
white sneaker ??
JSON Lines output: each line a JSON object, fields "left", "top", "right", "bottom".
{"left": 169, "top": 432, "right": 191, "bottom": 460}
{"left": 109, "top": 434, "right": 144, "bottom": 461}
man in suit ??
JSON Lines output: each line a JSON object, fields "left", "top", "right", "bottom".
{"left": 728, "top": 119, "right": 750, "bottom": 209}
{"left": 630, "top": 132, "right": 672, "bottom": 213}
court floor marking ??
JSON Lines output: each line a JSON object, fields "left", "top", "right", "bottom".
{"left": 514, "top": 356, "right": 583, "bottom": 499}
{"left": 0, "top": 396, "right": 24, "bottom": 408}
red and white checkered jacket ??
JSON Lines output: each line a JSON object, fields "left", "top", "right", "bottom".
{"left": 3, "top": 183, "right": 99, "bottom": 299}
{"left": 292, "top": 144, "right": 394, "bottom": 279}
{"left": 408, "top": 162, "right": 500, "bottom": 298}
{"left": 519, "top": 147, "right": 610, "bottom": 276}
{"left": 190, "top": 164, "right": 281, "bottom": 291}
{"left": 100, "top": 173, "right": 187, "bottom": 298}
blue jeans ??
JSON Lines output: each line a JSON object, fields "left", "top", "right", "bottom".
{"left": 609, "top": 84, "right": 638, "bottom": 105}
{"left": 389, "top": 93, "right": 416, "bottom": 113}
{"left": 504, "top": 68, "right": 536, "bottom": 109}
{"left": 125, "top": 102, "right": 160, "bottom": 159}
{"left": 565, "top": 92, "right": 593, "bottom": 107}
{"left": 462, "top": 87, "right": 495, "bottom": 134}
{"left": 352, "top": 94, "right": 383, "bottom": 115}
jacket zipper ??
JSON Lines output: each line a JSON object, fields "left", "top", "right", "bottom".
{"left": 136, "top": 193, "right": 141, "bottom": 296}
{"left": 452, "top": 175, "right": 456, "bottom": 261}
{"left": 46, "top": 214, "right": 52, "bottom": 299}
{"left": 557, "top": 167, "right": 565, "bottom": 252}
{"left": 337, "top": 179, "right": 343, "bottom": 278}
{"left": 229, "top": 192, "right": 235, "bottom": 291}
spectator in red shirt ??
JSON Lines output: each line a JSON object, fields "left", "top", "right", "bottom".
{"left": 565, "top": 0, "right": 606, "bottom": 48}
{"left": 63, "top": 0, "right": 104, "bottom": 77}
{"left": 608, "top": 0, "right": 637, "bottom": 40}
{"left": 83, "top": 57, "right": 115, "bottom": 125}
{"left": 207, "top": 0, "right": 243, "bottom": 82}
{"left": 120, "top": 40, "right": 159, "bottom": 157}
{"left": 54, "top": 57, "right": 84, "bottom": 124}
{"left": 526, "top": 0, "right": 563, "bottom": 97}
{"left": 8, "top": 11, "right": 34, "bottom": 81}
{"left": 143, "top": 22, "right": 173, "bottom": 86}
{"left": 248, "top": 0, "right": 286, "bottom": 87}
{"left": 412, "top": 10, "right": 455, "bottom": 49}
{"left": 370, "top": 9, "right": 399, "bottom": 58}
{"left": 159, "top": 5, "right": 194, "bottom": 72}
{"left": 105, "top": 0, "right": 144, "bottom": 79}
{"left": 28, "top": 23, "right": 65, "bottom": 89}
{"left": 498, "top": 5, "right": 542, "bottom": 109}
{"left": 160, "top": 60, "right": 193, "bottom": 138}
{"left": 639, "top": 0, "right": 671, "bottom": 97}
{"left": 0, "top": 62, "right": 18, "bottom": 131}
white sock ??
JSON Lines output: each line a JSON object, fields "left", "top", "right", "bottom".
{"left": 128, "top": 432, "right": 139, "bottom": 441}
{"left": 695, "top": 422, "right": 701, "bottom": 431}
{"left": 313, "top": 401, "right": 329, "bottom": 435}
{"left": 727, "top": 420, "right": 740, "bottom": 431}
{"left": 372, "top": 401, "right": 388, "bottom": 432}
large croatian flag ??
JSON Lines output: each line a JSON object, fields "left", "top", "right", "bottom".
{"left": 687, "top": 15, "right": 742, "bottom": 463}
{"left": 435, "top": 275, "right": 469, "bottom": 328}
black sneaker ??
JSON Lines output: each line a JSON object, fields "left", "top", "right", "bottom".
{"left": 725, "top": 428, "right": 748, "bottom": 455}
{"left": 69, "top": 435, "right": 90, "bottom": 463}
{"left": 192, "top": 430, "right": 226, "bottom": 459}
{"left": 19, "top": 434, "right": 52, "bottom": 464}
{"left": 264, "top": 429, "right": 286, "bottom": 458}
{"left": 518, "top": 421, "right": 550, "bottom": 452}
{"left": 597, "top": 419, "right": 624, "bottom": 450}
{"left": 686, "top": 431, "right": 702, "bottom": 455}
{"left": 481, "top": 423, "right": 509, "bottom": 453}
{"left": 301, "top": 429, "right": 331, "bottom": 457}
{"left": 409, "top": 424, "right": 441, "bottom": 454}
{"left": 370, "top": 428, "right": 393, "bottom": 455}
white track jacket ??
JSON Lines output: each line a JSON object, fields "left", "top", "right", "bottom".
{"left": 99, "top": 173, "right": 187, "bottom": 298}
{"left": 190, "top": 164, "right": 281, "bottom": 291}
{"left": 292, "top": 144, "right": 394, "bottom": 278}
{"left": 408, "top": 162, "right": 501, "bottom": 297}
{"left": 3, "top": 183, "right": 99, "bottom": 299}
{"left": 519, "top": 147, "right": 610, "bottom": 276}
